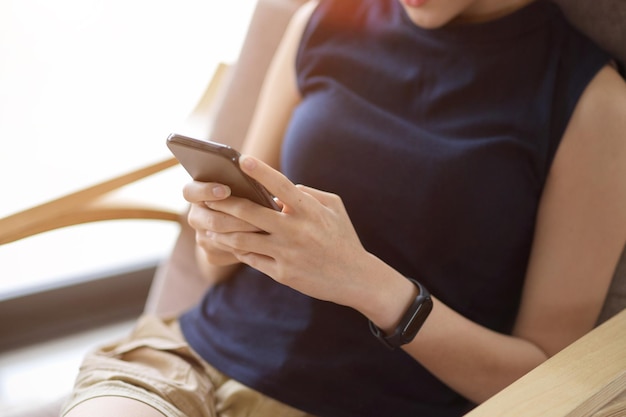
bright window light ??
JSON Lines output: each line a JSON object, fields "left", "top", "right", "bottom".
{"left": 0, "top": 0, "right": 256, "bottom": 294}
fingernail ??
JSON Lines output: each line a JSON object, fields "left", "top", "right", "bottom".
{"left": 240, "top": 155, "right": 256, "bottom": 170}
{"left": 212, "top": 185, "right": 229, "bottom": 198}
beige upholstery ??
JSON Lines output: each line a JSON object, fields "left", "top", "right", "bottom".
{"left": 5, "top": 0, "right": 625, "bottom": 416}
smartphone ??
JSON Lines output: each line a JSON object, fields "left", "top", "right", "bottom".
{"left": 166, "top": 133, "right": 280, "bottom": 210}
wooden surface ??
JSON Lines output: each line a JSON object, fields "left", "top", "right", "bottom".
{"left": 465, "top": 309, "right": 626, "bottom": 417}
{"left": 0, "top": 157, "right": 180, "bottom": 245}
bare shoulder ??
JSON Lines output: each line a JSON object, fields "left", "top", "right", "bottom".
{"left": 555, "top": 63, "right": 626, "bottom": 209}
{"left": 564, "top": 65, "right": 626, "bottom": 151}
{"left": 553, "top": 65, "right": 626, "bottom": 192}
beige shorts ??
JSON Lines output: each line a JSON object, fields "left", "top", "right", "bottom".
{"left": 61, "top": 315, "right": 314, "bottom": 417}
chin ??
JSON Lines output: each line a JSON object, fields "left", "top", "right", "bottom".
{"left": 404, "top": 10, "right": 452, "bottom": 29}
{"left": 400, "top": 4, "right": 455, "bottom": 29}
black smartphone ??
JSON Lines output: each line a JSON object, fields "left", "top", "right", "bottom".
{"left": 166, "top": 133, "right": 280, "bottom": 210}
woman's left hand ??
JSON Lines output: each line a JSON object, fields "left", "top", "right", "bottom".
{"left": 204, "top": 155, "right": 373, "bottom": 307}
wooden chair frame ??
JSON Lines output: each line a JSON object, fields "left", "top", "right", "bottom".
{"left": 0, "top": 1, "right": 624, "bottom": 415}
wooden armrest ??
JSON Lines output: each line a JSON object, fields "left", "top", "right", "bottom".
{"left": 465, "top": 309, "right": 626, "bottom": 417}
{"left": 0, "top": 62, "right": 231, "bottom": 246}
{"left": 0, "top": 157, "right": 181, "bottom": 245}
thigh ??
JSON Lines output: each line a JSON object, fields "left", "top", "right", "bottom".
{"left": 62, "top": 315, "right": 317, "bottom": 417}
{"left": 64, "top": 396, "right": 169, "bottom": 417}
{"left": 61, "top": 315, "right": 217, "bottom": 417}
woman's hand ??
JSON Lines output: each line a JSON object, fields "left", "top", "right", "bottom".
{"left": 183, "top": 180, "right": 263, "bottom": 268}
{"left": 203, "top": 155, "right": 376, "bottom": 308}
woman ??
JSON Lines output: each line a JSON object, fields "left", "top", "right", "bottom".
{"left": 63, "top": 0, "right": 626, "bottom": 416}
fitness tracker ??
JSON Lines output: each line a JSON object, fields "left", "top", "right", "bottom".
{"left": 369, "top": 278, "right": 433, "bottom": 350}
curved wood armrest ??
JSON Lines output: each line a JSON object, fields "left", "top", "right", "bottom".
{"left": 0, "top": 157, "right": 181, "bottom": 245}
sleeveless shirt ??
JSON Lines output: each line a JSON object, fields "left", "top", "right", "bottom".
{"left": 180, "top": 1, "right": 610, "bottom": 416}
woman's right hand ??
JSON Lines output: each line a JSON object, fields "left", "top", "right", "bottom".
{"left": 183, "top": 181, "right": 262, "bottom": 267}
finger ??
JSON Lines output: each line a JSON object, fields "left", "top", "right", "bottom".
{"left": 188, "top": 202, "right": 261, "bottom": 234}
{"left": 232, "top": 250, "right": 275, "bottom": 276}
{"left": 182, "top": 181, "right": 231, "bottom": 204}
{"left": 239, "top": 155, "right": 306, "bottom": 212}
{"left": 207, "top": 194, "right": 280, "bottom": 233}
{"left": 196, "top": 231, "right": 233, "bottom": 254}
{"left": 211, "top": 230, "right": 275, "bottom": 260}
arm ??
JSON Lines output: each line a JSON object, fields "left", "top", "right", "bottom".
{"left": 184, "top": 1, "right": 318, "bottom": 281}
{"left": 394, "top": 64, "right": 626, "bottom": 402}
{"left": 464, "top": 310, "right": 626, "bottom": 417}
{"left": 206, "top": 64, "right": 626, "bottom": 403}
{"left": 241, "top": 1, "right": 318, "bottom": 167}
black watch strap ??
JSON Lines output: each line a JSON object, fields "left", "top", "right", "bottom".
{"left": 369, "top": 278, "right": 433, "bottom": 350}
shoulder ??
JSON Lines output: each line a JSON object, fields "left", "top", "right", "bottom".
{"left": 266, "top": 1, "right": 319, "bottom": 89}
{"left": 288, "top": 1, "right": 320, "bottom": 38}
{"left": 513, "top": 66, "right": 626, "bottom": 352}
{"left": 263, "top": 0, "right": 319, "bottom": 89}
{"left": 548, "top": 63, "right": 626, "bottom": 241}
{"left": 559, "top": 65, "right": 626, "bottom": 163}
{"left": 550, "top": 65, "right": 626, "bottom": 205}
{"left": 273, "top": 1, "right": 319, "bottom": 67}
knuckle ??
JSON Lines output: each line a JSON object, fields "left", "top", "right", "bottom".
{"left": 230, "top": 232, "right": 247, "bottom": 249}
{"left": 276, "top": 180, "right": 293, "bottom": 201}
{"left": 328, "top": 193, "right": 344, "bottom": 208}
{"left": 188, "top": 207, "right": 208, "bottom": 231}
{"left": 187, "top": 210, "right": 201, "bottom": 230}
{"left": 195, "top": 230, "right": 212, "bottom": 246}
{"left": 204, "top": 214, "right": 219, "bottom": 231}
{"left": 276, "top": 268, "right": 296, "bottom": 287}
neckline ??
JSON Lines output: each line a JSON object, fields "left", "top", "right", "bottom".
{"left": 399, "top": 0, "right": 557, "bottom": 44}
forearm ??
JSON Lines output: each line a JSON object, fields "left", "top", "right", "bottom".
{"left": 204, "top": 157, "right": 553, "bottom": 404}
{"left": 405, "top": 299, "right": 548, "bottom": 403}
{"left": 354, "top": 255, "right": 548, "bottom": 404}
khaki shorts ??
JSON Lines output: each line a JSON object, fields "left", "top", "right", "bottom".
{"left": 61, "top": 315, "right": 314, "bottom": 417}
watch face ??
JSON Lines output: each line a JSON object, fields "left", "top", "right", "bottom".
{"left": 371, "top": 279, "right": 433, "bottom": 349}
{"left": 402, "top": 297, "right": 433, "bottom": 339}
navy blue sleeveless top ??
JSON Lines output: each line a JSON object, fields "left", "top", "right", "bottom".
{"left": 181, "top": 1, "right": 609, "bottom": 416}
